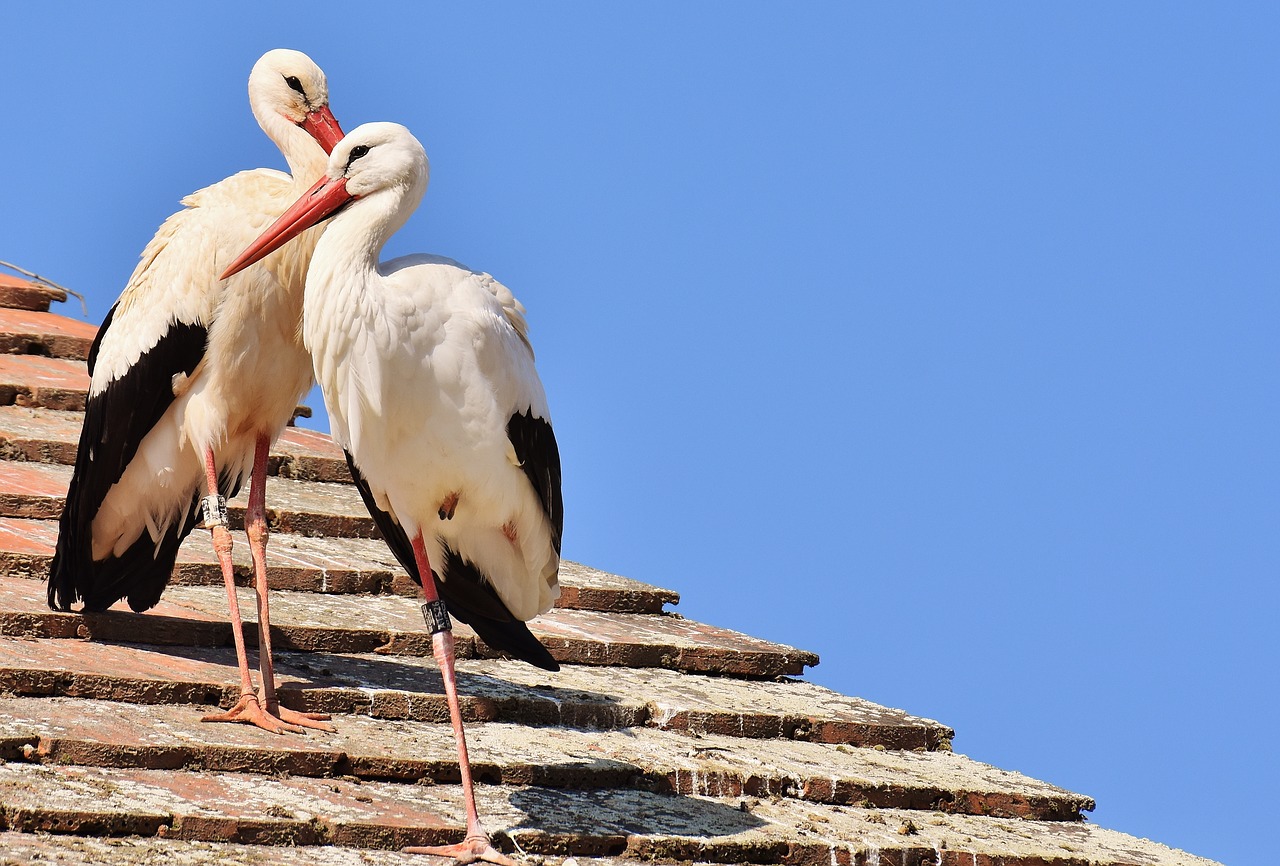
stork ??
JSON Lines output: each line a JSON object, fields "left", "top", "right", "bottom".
{"left": 222, "top": 122, "right": 562, "bottom": 864}
{"left": 48, "top": 49, "right": 346, "bottom": 735}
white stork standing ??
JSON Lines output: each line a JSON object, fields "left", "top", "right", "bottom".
{"left": 48, "top": 49, "right": 346, "bottom": 735}
{"left": 222, "top": 122, "right": 562, "bottom": 864}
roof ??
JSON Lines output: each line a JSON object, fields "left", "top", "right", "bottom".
{"left": 0, "top": 273, "right": 1221, "bottom": 866}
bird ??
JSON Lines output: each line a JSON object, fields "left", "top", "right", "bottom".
{"left": 48, "top": 49, "right": 346, "bottom": 736}
{"left": 221, "top": 122, "right": 563, "bottom": 864}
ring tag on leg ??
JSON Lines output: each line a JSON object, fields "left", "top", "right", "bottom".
{"left": 199, "top": 494, "right": 229, "bottom": 530}
{"left": 421, "top": 599, "right": 452, "bottom": 633}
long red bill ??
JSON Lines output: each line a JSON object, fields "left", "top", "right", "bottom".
{"left": 301, "top": 105, "right": 345, "bottom": 154}
{"left": 220, "top": 174, "right": 353, "bottom": 280}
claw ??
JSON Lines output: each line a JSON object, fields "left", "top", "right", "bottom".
{"left": 272, "top": 704, "right": 338, "bottom": 733}
{"left": 202, "top": 693, "right": 305, "bottom": 735}
{"left": 405, "top": 834, "right": 519, "bottom": 865}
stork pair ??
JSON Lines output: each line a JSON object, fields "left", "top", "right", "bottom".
{"left": 47, "top": 49, "right": 561, "bottom": 865}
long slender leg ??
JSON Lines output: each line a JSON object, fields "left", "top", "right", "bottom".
{"left": 403, "top": 534, "right": 516, "bottom": 865}
{"left": 245, "top": 435, "right": 334, "bottom": 731}
{"left": 198, "top": 447, "right": 297, "bottom": 734}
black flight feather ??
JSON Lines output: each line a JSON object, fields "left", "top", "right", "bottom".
{"left": 49, "top": 315, "right": 219, "bottom": 612}
{"left": 506, "top": 408, "right": 563, "bottom": 554}
{"left": 342, "top": 450, "right": 559, "bottom": 671}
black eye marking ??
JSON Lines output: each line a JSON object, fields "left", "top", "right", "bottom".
{"left": 284, "top": 75, "right": 306, "bottom": 96}
{"left": 345, "top": 144, "right": 370, "bottom": 171}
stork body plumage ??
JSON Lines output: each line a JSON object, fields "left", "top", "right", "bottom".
{"left": 309, "top": 252, "right": 562, "bottom": 648}
{"left": 224, "top": 122, "right": 562, "bottom": 862}
{"left": 48, "top": 49, "right": 345, "bottom": 734}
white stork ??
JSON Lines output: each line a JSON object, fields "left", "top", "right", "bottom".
{"left": 48, "top": 49, "right": 346, "bottom": 735}
{"left": 222, "top": 122, "right": 562, "bottom": 864}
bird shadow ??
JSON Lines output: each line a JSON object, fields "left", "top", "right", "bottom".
{"left": 61, "top": 630, "right": 772, "bottom": 846}
{"left": 275, "top": 647, "right": 639, "bottom": 730}
{"left": 93, "top": 634, "right": 637, "bottom": 733}
{"left": 503, "top": 786, "right": 770, "bottom": 852}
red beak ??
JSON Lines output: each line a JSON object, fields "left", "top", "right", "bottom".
{"left": 220, "top": 174, "right": 354, "bottom": 280}
{"left": 301, "top": 105, "right": 345, "bottom": 154}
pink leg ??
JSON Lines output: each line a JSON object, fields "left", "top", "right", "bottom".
{"left": 403, "top": 534, "right": 515, "bottom": 865}
{"left": 197, "top": 447, "right": 292, "bottom": 734}
{"left": 244, "top": 435, "right": 333, "bottom": 732}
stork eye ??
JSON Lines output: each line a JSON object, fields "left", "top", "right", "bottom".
{"left": 284, "top": 75, "right": 306, "bottom": 95}
{"left": 346, "top": 144, "right": 370, "bottom": 169}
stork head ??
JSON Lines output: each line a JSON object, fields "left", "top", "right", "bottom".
{"left": 330, "top": 122, "right": 431, "bottom": 201}
{"left": 221, "top": 123, "right": 430, "bottom": 280}
{"left": 248, "top": 49, "right": 344, "bottom": 153}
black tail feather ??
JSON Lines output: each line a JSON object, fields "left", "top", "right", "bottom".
{"left": 343, "top": 450, "right": 559, "bottom": 672}
{"left": 49, "top": 468, "right": 238, "bottom": 614}
{"left": 49, "top": 313, "right": 210, "bottom": 612}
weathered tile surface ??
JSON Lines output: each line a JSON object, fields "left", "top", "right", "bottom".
{"left": 0, "top": 308, "right": 97, "bottom": 361}
{"left": 149, "top": 584, "right": 817, "bottom": 675}
{"left": 0, "top": 517, "right": 673, "bottom": 615}
{"left": 0, "top": 460, "right": 379, "bottom": 536}
{"left": 0, "top": 274, "right": 66, "bottom": 312}
{"left": 0, "top": 832, "right": 438, "bottom": 866}
{"left": 0, "top": 406, "right": 83, "bottom": 464}
{"left": 0, "top": 407, "right": 345, "bottom": 474}
{"left": 6, "top": 577, "right": 786, "bottom": 675}
{"left": 270, "top": 426, "right": 352, "bottom": 483}
{"left": 0, "top": 293, "right": 1222, "bottom": 866}
{"left": 0, "top": 354, "right": 89, "bottom": 411}
{"left": 0, "top": 696, "right": 1085, "bottom": 820}
{"left": 0, "top": 638, "right": 943, "bottom": 748}
{"left": 0, "top": 764, "right": 1219, "bottom": 866}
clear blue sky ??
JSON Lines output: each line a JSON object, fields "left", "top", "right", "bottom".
{"left": 4, "top": 4, "right": 1274, "bottom": 864}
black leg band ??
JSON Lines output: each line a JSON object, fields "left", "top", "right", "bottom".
{"left": 421, "top": 600, "right": 452, "bottom": 634}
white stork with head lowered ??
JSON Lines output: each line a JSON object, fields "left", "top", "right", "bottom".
{"left": 223, "top": 122, "right": 563, "bottom": 863}
{"left": 49, "top": 49, "right": 346, "bottom": 735}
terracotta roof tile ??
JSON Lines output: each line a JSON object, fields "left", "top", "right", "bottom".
{"left": 0, "top": 275, "right": 1223, "bottom": 865}
{"left": 0, "top": 353, "right": 89, "bottom": 411}
{"left": 0, "top": 274, "right": 66, "bottom": 312}
{"left": 0, "top": 307, "right": 98, "bottom": 360}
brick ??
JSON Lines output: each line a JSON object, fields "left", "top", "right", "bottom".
{"left": 0, "top": 518, "right": 670, "bottom": 616}
{"left": 0, "top": 406, "right": 83, "bottom": 464}
{"left": 0, "top": 517, "right": 399, "bottom": 594}
{"left": 0, "top": 274, "right": 66, "bottom": 312}
{"left": 7, "top": 576, "right": 781, "bottom": 675}
{"left": 0, "top": 696, "right": 1086, "bottom": 820}
{"left": 0, "top": 407, "right": 347, "bottom": 478}
{"left": 0, "top": 637, "right": 942, "bottom": 749}
{"left": 0, "top": 461, "right": 72, "bottom": 518}
{"left": 0, "top": 765, "right": 1220, "bottom": 866}
{"left": 0, "top": 308, "right": 98, "bottom": 361}
{"left": 271, "top": 426, "right": 352, "bottom": 484}
{"left": 0, "top": 832, "right": 437, "bottom": 865}
{"left": 154, "top": 584, "right": 818, "bottom": 676}
{"left": 0, "top": 354, "right": 89, "bottom": 411}
{"left": 556, "top": 561, "right": 679, "bottom": 614}
{"left": 0, "top": 295, "right": 1224, "bottom": 866}
{"left": 0, "top": 461, "right": 380, "bottom": 538}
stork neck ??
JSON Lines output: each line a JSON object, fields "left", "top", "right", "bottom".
{"left": 313, "top": 178, "right": 423, "bottom": 286}
{"left": 307, "top": 187, "right": 400, "bottom": 292}
{"left": 254, "top": 104, "right": 329, "bottom": 188}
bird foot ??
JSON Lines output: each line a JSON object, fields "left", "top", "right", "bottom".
{"left": 273, "top": 704, "right": 337, "bottom": 733}
{"left": 404, "top": 835, "right": 519, "bottom": 865}
{"left": 202, "top": 694, "right": 311, "bottom": 735}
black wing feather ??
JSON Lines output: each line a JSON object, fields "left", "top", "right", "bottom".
{"left": 85, "top": 301, "right": 117, "bottom": 377}
{"left": 48, "top": 316, "right": 214, "bottom": 612}
{"left": 506, "top": 408, "right": 563, "bottom": 554}
{"left": 342, "top": 450, "right": 559, "bottom": 671}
